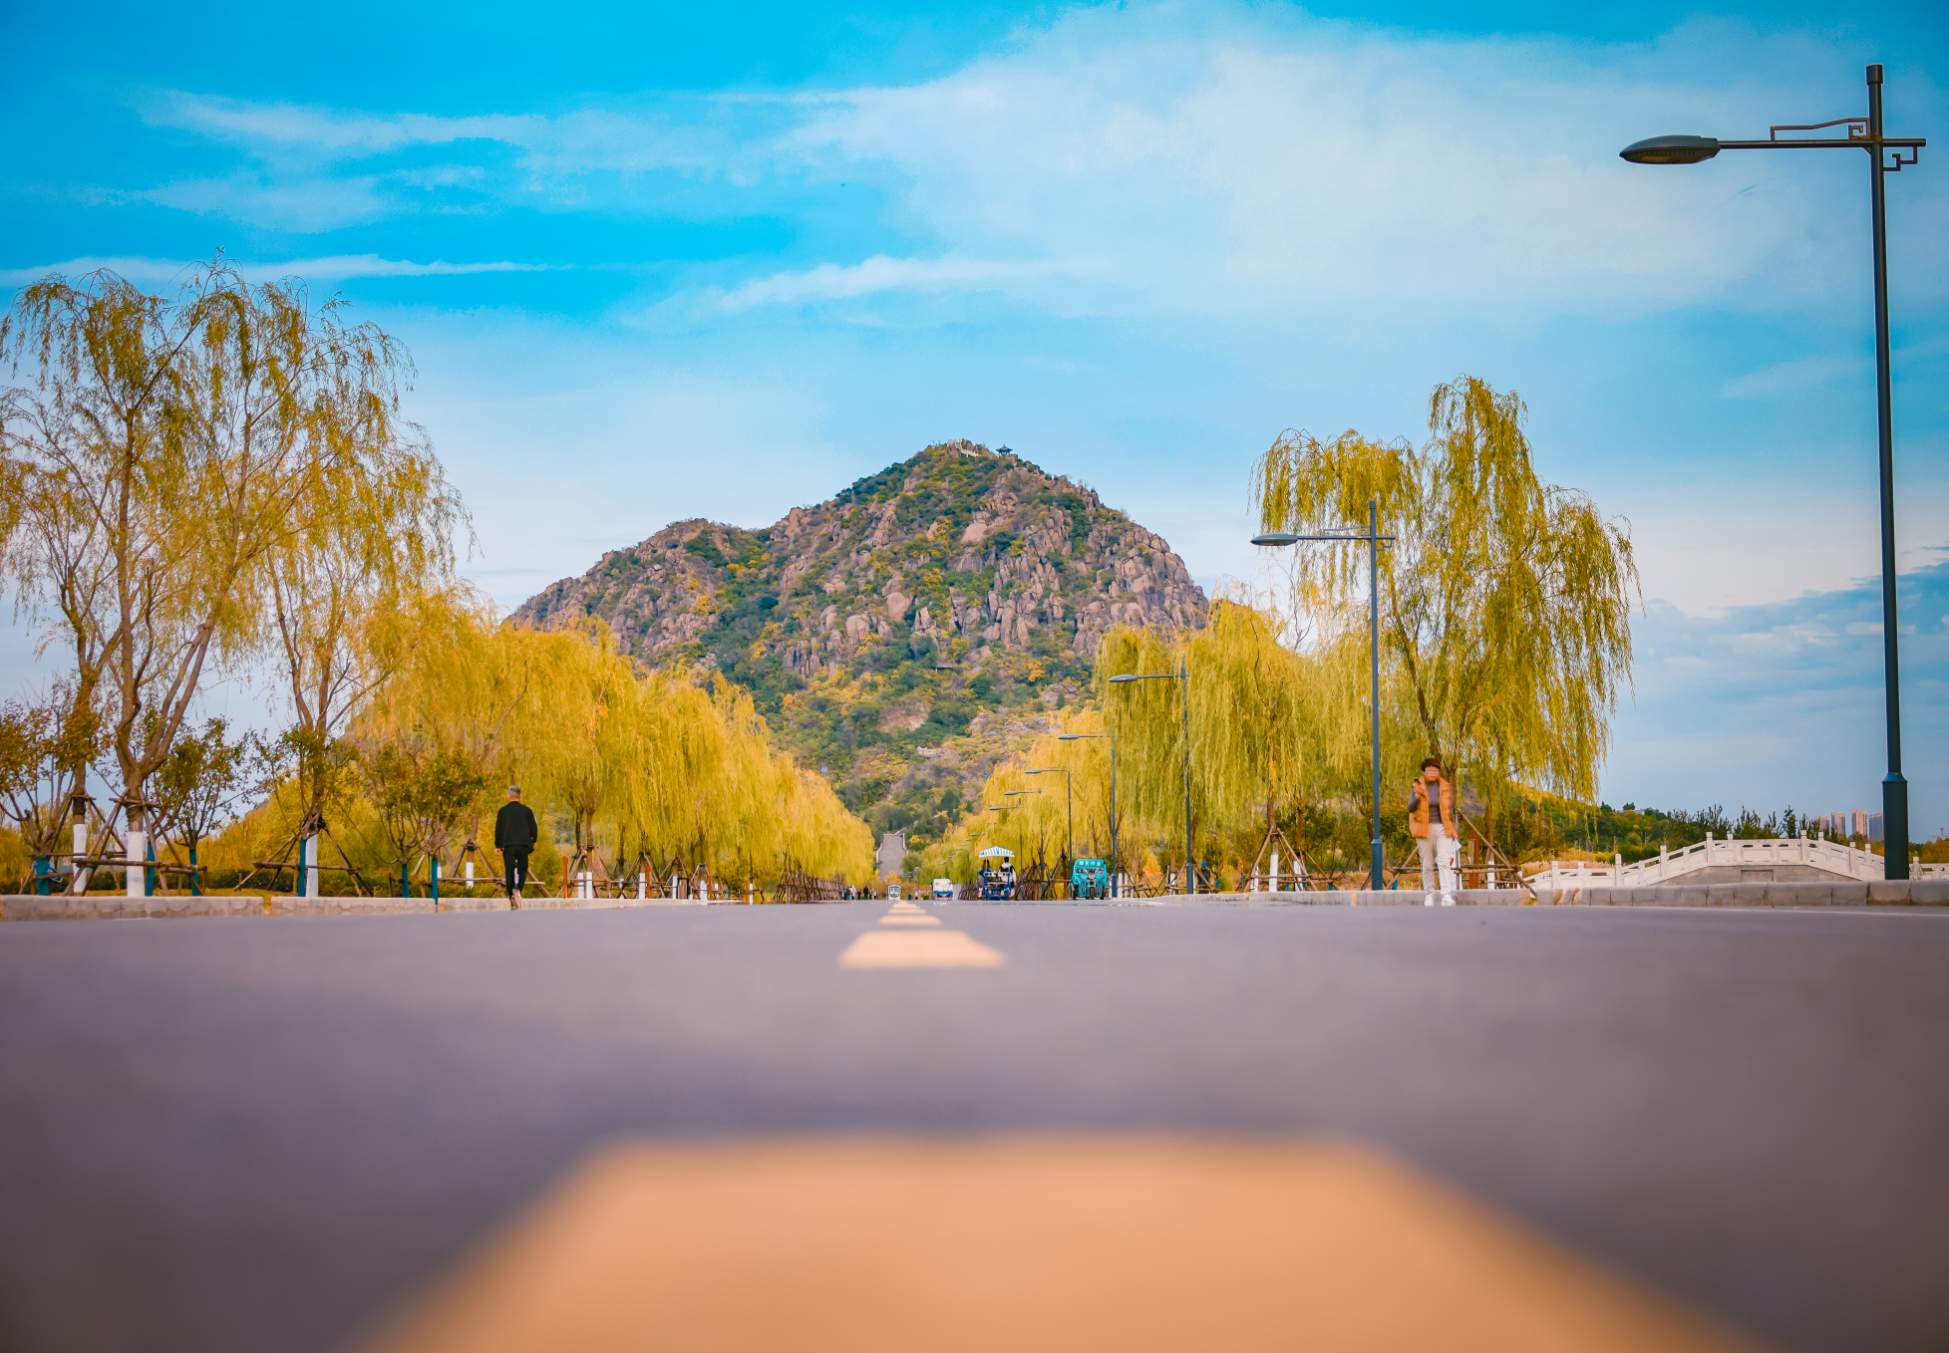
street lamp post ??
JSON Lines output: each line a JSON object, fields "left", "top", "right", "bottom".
{"left": 1058, "top": 730, "right": 1118, "bottom": 893}
{"left": 1254, "top": 498, "right": 1395, "bottom": 891}
{"left": 1024, "top": 768, "right": 1073, "bottom": 868}
{"left": 1621, "top": 63, "right": 1925, "bottom": 879}
{"left": 1002, "top": 789, "right": 1047, "bottom": 887}
{"left": 1110, "top": 658, "right": 1195, "bottom": 895}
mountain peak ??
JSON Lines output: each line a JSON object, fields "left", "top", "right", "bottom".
{"left": 513, "top": 441, "right": 1206, "bottom": 831}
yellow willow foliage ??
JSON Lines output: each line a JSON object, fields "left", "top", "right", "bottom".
{"left": 915, "top": 600, "right": 1377, "bottom": 883}
{"left": 352, "top": 589, "right": 873, "bottom": 887}
{"left": 0, "top": 263, "right": 459, "bottom": 828}
{"left": 1252, "top": 375, "right": 1638, "bottom": 804}
{"left": 1092, "top": 603, "right": 1373, "bottom": 869}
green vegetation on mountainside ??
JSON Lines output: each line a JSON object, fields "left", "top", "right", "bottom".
{"left": 515, "top": 442, "right": 1207, "bottom": 840}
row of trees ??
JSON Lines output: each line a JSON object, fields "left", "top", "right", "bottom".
{"left": 0, "top": 263, "right": 873, "bottom": 895}
{"left": 915, "top": 377, "right": 1642, "bottom": 890}
{"left": 311, "top": 594, "right": 875, "bottom": 893}
{"left": 914, "top": 601, "right": 1433, "bottom": 888}
{"left": 0, "top": 263, "right": 459, "bottom": 856}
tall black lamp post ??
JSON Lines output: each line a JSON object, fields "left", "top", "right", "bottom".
{"left": 1110, "top": 657, "right": 1195, "bottom": 894}
{"left": 1024, "top": 767, "right": 1073, "bottom": 867}
{"left": 1254, "top": 497, "right": 1394, "bottom": 891}
{"left": 1621, "top": 63, "right": 1925, "bottom": 879}
{"left": 1058, "top": 730, "right": 1118, "bottom": 892}
{"left": 986, "top": 802, "right": 1021, "bottom": 872}
{"left": 1002, "top": 788, "right": 1046, "bottom": 877}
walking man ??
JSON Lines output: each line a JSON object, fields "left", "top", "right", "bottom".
{"left": 1408, "top": 756, "right": 1459, "bottom": 907}
{"left": 494, "top": 785, "right": 539, "bottom": 908}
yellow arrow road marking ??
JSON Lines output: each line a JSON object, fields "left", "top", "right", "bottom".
{"left": 839, "top": 929, "right": 1003, "bottom": 968}
{"left": 362, "top": 1137, "right": 1760, "bottom": 1353}
{"left": 878, "top": 914, "right": 942, "bottom": 927}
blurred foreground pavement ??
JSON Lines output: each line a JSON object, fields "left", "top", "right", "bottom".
{"left": 1, "top": 900, "right": 1944, "bottom": 1352}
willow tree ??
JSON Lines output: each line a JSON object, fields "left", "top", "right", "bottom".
{"left": 0, "top": 682, "right": 102, "bottom": 885}
{"left": 0, "top": 262, "right": 457, "bottom": 852}
{"left": 351, "top": 599, "right": 876, "bottom": 895}
{"left": 148, "top": 716, "right": 255, "bottom": 893}
{"left": 355, "top": 588, "right": 559, "bottom": 873}
{"left": 360, "top": 743, "right": 489, "bottom": 897}
{"left": 1253, "top": 377, "right": 1637, "bottom": 817}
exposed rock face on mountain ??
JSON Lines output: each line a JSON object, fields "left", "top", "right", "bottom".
{"left": 514, "top": 441, "right": 1207, "bottom": 832}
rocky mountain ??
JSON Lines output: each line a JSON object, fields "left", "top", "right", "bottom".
{"left": 514, "top": 441, "right": 1207, "bottom": 834}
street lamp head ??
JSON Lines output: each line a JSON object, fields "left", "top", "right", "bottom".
{"left": 1057, "top": 732, "right": 1101, "bottom": 740}
{"left": 1250, "top": 531, "right": 1301, "bottom": 547}
{"left": 1620, "top": 134, "right": 1721, "bottom": 165}
{"left": 1109, "top": 674, "right": 1139, "bottom": 684}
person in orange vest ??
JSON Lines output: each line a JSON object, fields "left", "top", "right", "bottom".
{"left": 1407, "top": 756, "right": 1459, "bottom": 907}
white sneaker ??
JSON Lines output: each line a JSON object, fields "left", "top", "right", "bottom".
{"left": 1423, "top": 894, "right": 1435, "bottom": 907}
{"left": 1440, "top": 893, "right": 1456, "bottom": 907}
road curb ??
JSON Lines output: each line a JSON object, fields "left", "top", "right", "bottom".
{"left": 1137, "top": 881, "right": 1949, "bottom": 908}
{"left": 0, "top": 893, "right": 734, "bottom": 922}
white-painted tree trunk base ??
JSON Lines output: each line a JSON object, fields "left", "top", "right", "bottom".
{"left": 71, "top": 820, "right": 90, "bottom": 894}
{"left": 125, "top": 830, "right": 146, "bottom": 898}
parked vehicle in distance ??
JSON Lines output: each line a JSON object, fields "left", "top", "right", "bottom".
{"left": 887, "top": 883, "right": 902, "bottom": 900}
{"left": 932, "top": 878, "right": 956, "bottom": 899}
{"left": 1070, "top": 857, "right": 1110, "bottom": 900}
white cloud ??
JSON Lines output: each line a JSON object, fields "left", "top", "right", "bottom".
{"left": 648, "top": 254, "right": 1077, "bottom": 322}
{"left": 1723, "top": 354, "right": 1868, "bottom": 399}
{"left": 1619, "top": 467, "right": 1949, "bottom": 616}
{"left": 143, "top": 91, "right": 534, "bottom": 156}
{"left": 120, "top": 7, "right": 1948, "bottom": 326}
{"left": 1726, "top": 622, "right": 1841, "bottom": 656}
{"left": 0, "top": 255, "right": 561, "bottom": 288}
{"left": 777, "top": 6, "right": 1948, "bottom": 321}
{"left": 140, "top": 90, "right": 770, "bottom": 189}
{"left": 139, "top": 174, "right": 394, "bottom": 231}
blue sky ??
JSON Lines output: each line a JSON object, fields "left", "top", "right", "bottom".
{"left": 3, "top": 0, "right": 1946, "bottom": 833}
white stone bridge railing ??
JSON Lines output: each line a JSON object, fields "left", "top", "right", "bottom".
{"left": 1527, "top": 835, "right": 1948, "bottom": 889}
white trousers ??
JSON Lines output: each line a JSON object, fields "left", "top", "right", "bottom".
{"left": 1417, "top": 826, "right": 1458, "bottom": 894}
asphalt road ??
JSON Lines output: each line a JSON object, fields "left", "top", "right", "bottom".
{"left": 2, "top": 900, "right": 1946, "bottom": 1352}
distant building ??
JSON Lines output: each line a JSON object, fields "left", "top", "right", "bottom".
{"left": 1868, "top": 812, "right": 1885, "bottom": 844}
{"left": 876, "top": 830, "right": 907, "bottom": 879}
{"left": 1852, "top": 809, "right": 1870, "bottom": 838}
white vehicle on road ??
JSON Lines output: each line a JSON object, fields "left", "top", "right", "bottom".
{"left": 932, "top": 878, "right": 956, "bottom": 899}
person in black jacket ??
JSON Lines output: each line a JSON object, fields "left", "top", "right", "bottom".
{"left": 494, "top": 786, "right": 540, "bottom": 906}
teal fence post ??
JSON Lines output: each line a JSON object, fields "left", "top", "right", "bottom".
{"left": 188, "top": 844, "right": 203, "bottom": 896}
{"left": 429, "top": 855, "right": 441, "bottom": 903}
{"left": 32, "top": 856, "right": 51, "bottom": 896}
{"left": 145, "top": 838, "right": 158, "bottom": 896}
